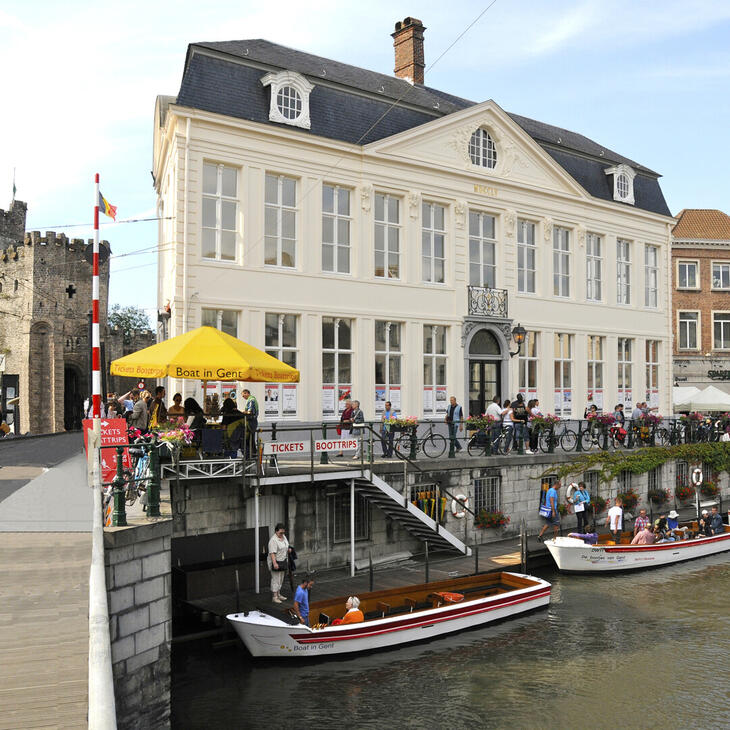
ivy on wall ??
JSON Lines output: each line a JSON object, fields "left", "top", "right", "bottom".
{"left": 542, "top": 443, "right": 730, "bottom": 484}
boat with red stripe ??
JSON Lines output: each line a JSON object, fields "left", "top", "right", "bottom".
{"left": 227, "top": 571, "right": 551, "bottom": 658}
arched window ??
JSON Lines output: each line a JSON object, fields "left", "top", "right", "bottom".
{"left": 469, "top": 129, "right": 497, "bottom": 169}
{"left": 469, "top": 330, "right": 501, "bottom": 356}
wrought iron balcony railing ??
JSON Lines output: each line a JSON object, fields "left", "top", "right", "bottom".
{"left": 468, "top": 286, "right": 508, "bottom": 318}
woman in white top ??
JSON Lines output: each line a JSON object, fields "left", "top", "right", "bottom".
{"left": 267, "top": 523, "right": 290, "bottom": 603}
{"left": 501, "top": 399, "right": 514, "bottom": 452}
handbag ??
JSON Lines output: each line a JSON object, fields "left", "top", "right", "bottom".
{"left": 539, "top": 504, "right": 552, "bottom": 518}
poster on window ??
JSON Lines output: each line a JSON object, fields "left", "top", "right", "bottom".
{"left": 264, "top": 385, "right": 279, "bottom": 415}
{"left": 338, "top": 386, "right": 351, "bottom": 412}
{"left": 586, "top": 390, "right": 604, "bottom": 412}
{"left": 390, "top": 386, "right": 401, "bottom": 412}
{"left": 621, "top": 389, "right": 633, "bottom": 411}
{"left": 554, "top": 389, "right": 562, "bottom": 414}
{"left": 647, "top": 389, "right": 659, "bottom": 409}
{"left": 562, "top": 389, "right": 572, "bottom": 415}
{"left": 423, "top": 388, "right": 434, "bottom": 413}
{"left": 435, "top": 386, "right": 448, "bottom": 413}
{"left": 375, "top": 387, "right": 386, "bottom": 413}
{"left": 282, "top": 385, "right": 297, "bottom": 415}
{"left": 322, "top": 386, "right": 336, "bottom": 417}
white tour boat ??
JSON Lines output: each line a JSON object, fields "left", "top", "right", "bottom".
{"left": 227, "top": 571, "right": 551, "bottom": 658}
{"left": 545, "top": 523, "right": 730, "bottom": 573}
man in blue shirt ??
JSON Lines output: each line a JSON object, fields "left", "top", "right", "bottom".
{"left": 537, "top": 482, "right": 561, "bottom": 542}
{"left": 293, "top": 575, "right": 315, "bottom": 625}
{"left": 709, "top": 506, "right": 725, "bottom": 536}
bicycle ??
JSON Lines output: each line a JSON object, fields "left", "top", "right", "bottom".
{"left": 394, "top": 421, "right": 447, "bottom": 458}
{"left": 124, "top": 445, "right": 150, "bottom": 507}
{"left": 467, "top": 426, "right": 504, "bottom": 456}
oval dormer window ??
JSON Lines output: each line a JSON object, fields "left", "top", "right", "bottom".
{"left": 468, "top": 129, "right": 497, "bottom": 169}
{"left": 277, "top": 86, "right": 302, "bottom": 121}
{"left": 616, "top": 172, "right": 630, "bottom": 200}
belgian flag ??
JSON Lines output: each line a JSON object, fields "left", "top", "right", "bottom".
{"left": 98, "top": 191, "right": 117, "bottom": 221}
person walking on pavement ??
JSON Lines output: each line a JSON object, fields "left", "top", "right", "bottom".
{"left": 485, "top": 396, "right": 502, "bottom": 448}
{"left": 511, "top": 394, "right": 529, "bottom": 452}
{"left": 336, "top": 398, "right": 354, "bottom": 457}
{"left": 128, "top": 388, "right": 148, "bottom": 432}
{"left": 380, "top": 400, "right": 396, "bottom": 457}
{"left": 538, "top": 481, "right": 561, "bottom": 542}
{"left": 446, "top": 396, "right": 464, "bottom": 453}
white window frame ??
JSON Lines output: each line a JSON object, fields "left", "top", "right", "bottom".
{"left": 423, "top": 325, "right": 447, "bottom": 417}
{"left": 713, "top": 311, "right": 730, "bottom": 350}
{"left": 617, "top": 239, "right": 631, "bottom": 305}
{"left": 645, "top": 244, "right": 659, "bottom": 308}
{"left": 712, "top": 262, "right": 730, "bottom": 290}
{"left": 678, "top": 311, "right": 700, "bottom": 351}
{"left": 468, "top": 211, "right": 497, "bottom": 288}
{"left": 260, "top": 70, "right": 314, "bottom": 129}
{"left": 587, "top": 335, "right": 604, "bottom": 404}
{"left": 264, "top": 313, "right": 298, "bottom": 419}
{"left": 617, "top": 338, "right": 633, "bottom": 398}
{"left": 202, "top": 162, "right": 238, "bottom": 262}
{"left": 605, "top": 164, "right": 636, "bottom": 205}
{"left": 322, "top": 184, "right": 351, "bottom": 275}
{"left": 646, "top": 339, "right": 660, "bottom": 403}
{"left": 553, "top": 227, "right": 571, "bottom": 298}
{"left": 265, "top": 173, "right": 297, "bottom": 268}
{"left": 586, "top": 233, "right": 602, "bottom": 302}
{"left": 517, "top": 219, "right": 537, "bottom": 294}
{"left": 201, "top": 308, "right": 238, "bottom": 337}
{"left": 518, "top": 331, "right": 538, "bottom": 399}
{"left": 322, "top": 317, "right": 353, "bottom": 418}
{"left": 554, "top": 333, "right": 572, "bottom": 418}
{"left": 374, "top": 193, "right": 400, "bottom": 279}
{"left": 468, "top": 128, "right": 497, "bottom": 169}
{"left": 200, "top": 308, "right": 238, "bottom": 406}
{"left": 375, "top": 320, "right": 402, "bottom": 412}
{"left": 422, "top": 202, "right": 446, "bottom": 284}
{"left": 677, "top": 259, "right": 700, "bottom": 290}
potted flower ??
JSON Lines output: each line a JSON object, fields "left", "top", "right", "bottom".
{"left": 465, "top": 414, "right": 497, "bottom": 431}
{"left": 475, "top": 509, "right": 510, "bottom": 529}
{"left": 617, "top": 488, "right": 639, "bottom": 511}
{"left": 679, "top": 412, "right": 703, "bottom": 423}
{"left": 648, "top": 487, "right": 671, "bottom": 505}
{"left": 557, "top": 503, "right": 569, "bottom": 517}
{"left": 150, "top": 421, "right": 195, "bottom": 458}
{"left": 640, "top": 413, "right": 662, "bottom": 426}
{"left": 386, "top": 416, "right": 418, "bottom": 432}
{"left": 675, "top": 483, "right": 695, "bottom": 502}
{"left": 590, "top": 495, "right": 607, "bottom": 514}
{"left": 700, "top": 481, "right": 720, "bottom": 498}
{"left": 529, "top": 413, "right": 560, "bottom": 430}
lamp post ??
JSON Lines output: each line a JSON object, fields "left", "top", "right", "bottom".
{"left": 509, "top": 323, "right": 527, "bottom": 358}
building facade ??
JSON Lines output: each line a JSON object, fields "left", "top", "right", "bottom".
{"left": 0, "top": 200, "right": 153, "bottom": 434}
{"left": 153, "top": 18, "right": 674, "bottom": 422}
{"left": 672, "top": 208, "right": 730, "bottom": 394}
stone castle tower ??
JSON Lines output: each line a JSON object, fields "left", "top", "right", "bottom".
{"left": 0, "top": 200, "right": 153, "bottom": 434}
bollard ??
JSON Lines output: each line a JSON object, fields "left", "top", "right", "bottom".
{"left": 601, "top": 426, "right": 609, "bottom": 451}
{"left": 147, "top": 442, "right": 162, "bottom": 518}
{"left": 548, "top": 427, "right": 555, "bottom": 454}
{"left": 409, "top": 427, "right": 418, "bottom": 461}
{"left": 448, "top": 425, "right": 456, "bottom": 459}
{"left": 575, "top": 422, "right": 583, "bottom": 453}
{"left": 320, "top": 423, "right": 329, "bottom": 464}
{"left": 111, "top": 446, "right": 128, "bottom": 527}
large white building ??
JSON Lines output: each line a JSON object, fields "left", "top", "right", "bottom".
{"left": 153, "top": 18, "right": 674, "bottom": 422}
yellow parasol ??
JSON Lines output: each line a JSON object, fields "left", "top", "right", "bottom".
{"left": 109, "top": 326, "right": 300, "bottom": 383}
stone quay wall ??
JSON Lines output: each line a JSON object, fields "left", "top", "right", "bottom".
{"left": 104, "top": 520, "right": 172, "bottom": 730}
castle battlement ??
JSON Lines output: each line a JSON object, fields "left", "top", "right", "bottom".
{"left": 1, "top": 233, "right": 111, "bottom": 262}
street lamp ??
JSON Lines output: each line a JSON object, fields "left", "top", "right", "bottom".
{"left": 509, "top": 323, "right": 527, "bottom": 358}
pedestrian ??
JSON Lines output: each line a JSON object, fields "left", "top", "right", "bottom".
{"left": 485, "top": 395, "right": 502, "bottom": 448}
{"left": 613, "top": 403, "right": 625, "bottom": 426}
{"left": 631, "top": 402, "right": 643, "bottom": 421}
{"left": 445, "top": 396, "right": 464, "bottom": 453}
{"left": 293, "top": 574, "right": 315, "bottom": 625}
{"left": 128, "top": 388, "right": 148, "bottom": 431}
{"left": 709, "top": 505, "right": 724, "bottom": 535}
{"left": 511, "top": 394, "right": 529, "bottom": 452}
{"left": 241, "top": 388, "right": 259, "bottom": 458}
{"left": 605, "top": 497, "right": 624, "bottom": 543}
{"left": 537, "top": 481, "right": 561, "bottom": 542}
{"left": 350, "top": 400, "right": 365, "bottom": 459}
{"left": 501, "top": 399, "right": 514, "bottom": 453}
{"left": 184, "top": 397, "right": 206, "bottom": 445}
{"left": 380, "top": 400, "right": 396, "bottom": 457}
{"left": 148, "top": 386, "right": 168, "bottom": 429}
{"left": 528, "top": 398, "right": 542, "bottom": 452}
{"left": 168, "top": 393, "right": 185, "bottom": 418}
{"left": 268, "top": 523, "right": 290, "bottom": 604}
{"left": 337, "top": 398, "right": 353, "bottom": 457}
{"left": 699, "top": 509, "right": 712, "bottom": 536}
{"left": 573, "top": 481, "right": 591, "bottom": 532}
{"left": 634, "top": 507, "right": 650, "bottom": 536}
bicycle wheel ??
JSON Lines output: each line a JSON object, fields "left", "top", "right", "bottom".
{"left": 579, "top": 430, "right": 594, "bottom": 451}
{"left": 422, "top": 433, "right": 447, "bottom": 458}
{"left": 537, "top": 430, "right": 552, "bottom": 453}
{"left": 394, "top": 433, "right": 412, "bottom": 456}
{"left": 560, "top": 429, "right": 577, "bottom": 451}
{"left": 467, "top": 438, "right": 484, "bottom": 457}
{"left": 655, "top": 428, "right": 670, "bottom": 447}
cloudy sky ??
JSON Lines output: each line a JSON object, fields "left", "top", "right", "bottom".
{"left": 1, "top": 0, "right": 729, "bottom": 320}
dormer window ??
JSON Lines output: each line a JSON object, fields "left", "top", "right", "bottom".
{"left": 605, "top": 164, "right": 636, "bottom": 205}
{"left": 261, "top": 71, "right": 313, "bottom": 130}
{"left": 468, "top": 128, "right": 497, "bottom": 169}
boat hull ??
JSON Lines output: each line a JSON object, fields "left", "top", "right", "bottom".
{"left": 227, "top": 573, "right": 551, "bottom": 658}
{"left": 545, "top": 532, "right": 730, "bottom": 573}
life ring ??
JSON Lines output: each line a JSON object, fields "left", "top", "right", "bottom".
{"left": 566, "top": 482, "right": 580, "bottom": 504}
{"left": 451, "top": 494, "right": 469, "bottom": 518}
{"left": 691, "top": 468, "right": 703, "bottom": 486}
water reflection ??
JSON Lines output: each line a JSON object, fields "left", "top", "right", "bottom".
{"left": 173, "top": 557, "right": 730, "bottom": 729}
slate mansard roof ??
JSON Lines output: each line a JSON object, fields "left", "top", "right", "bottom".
{"left": 173, "top": 39, "right": 670, "bottom": 217}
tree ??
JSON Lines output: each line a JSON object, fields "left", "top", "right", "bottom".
{"left": 108, "top": 304, "right": 151, "bottom": 344}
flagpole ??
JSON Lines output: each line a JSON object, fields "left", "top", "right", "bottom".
{"left": 93, "top": 174, "right": 102, "bottom": 422}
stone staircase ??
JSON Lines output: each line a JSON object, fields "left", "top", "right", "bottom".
{"left": 357, "top": 470, "right": 471, "bottom": 556}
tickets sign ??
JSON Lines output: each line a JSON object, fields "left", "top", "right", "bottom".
{"left": 83, "top": 418, "right": 133, "bottom": 483}
{"left": 262, "top": 438, "right": 359, "bottom": 455}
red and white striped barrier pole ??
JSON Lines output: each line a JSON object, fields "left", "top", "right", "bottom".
{"left": 91, "top": 174, "right": 102, "bottom": 492}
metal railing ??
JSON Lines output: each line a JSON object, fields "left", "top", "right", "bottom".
{"left": 467, "top": 285, "right": 508, "bottom": 317}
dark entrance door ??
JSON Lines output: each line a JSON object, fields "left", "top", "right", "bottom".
{"left": 468, "top": 361, "right": 500, "bottom": 416}
{"left": 64, "top": 366, "right": 83, "bottom": 431}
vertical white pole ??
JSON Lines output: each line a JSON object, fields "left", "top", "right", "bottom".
{"left": 254, "top": 486, "right": 260, "bottom": 594}
{"left": 350, "top": 478, "right": 355, "bottom": 577}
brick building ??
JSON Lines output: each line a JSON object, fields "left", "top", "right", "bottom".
{"left": 672, "top": 208, "right": 730, "bottom": 393}
{"left": 0, "top": 200, "right": 154, "bottom": 435}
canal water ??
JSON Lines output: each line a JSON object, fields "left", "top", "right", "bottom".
{"left": 172, "top": 556, "right": 730, "bottom": 729}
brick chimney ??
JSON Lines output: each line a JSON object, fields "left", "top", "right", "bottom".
{"left": 392, "top": 17, "right": 426, "bottom": 85}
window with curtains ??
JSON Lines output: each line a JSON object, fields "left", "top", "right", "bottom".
{"left": 678, "top": 312, "right": 699, "bottom": 350}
